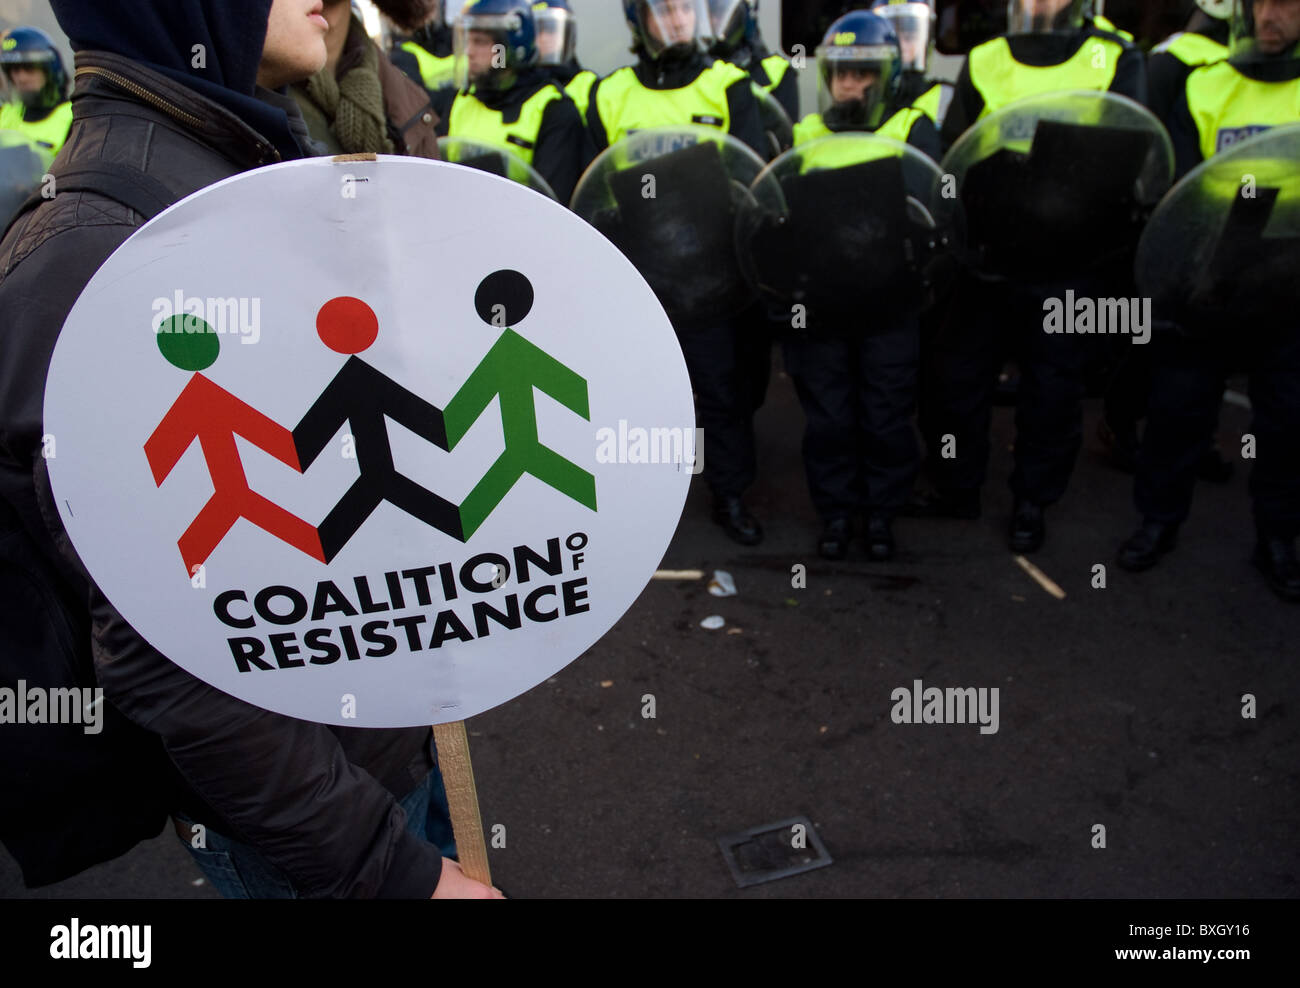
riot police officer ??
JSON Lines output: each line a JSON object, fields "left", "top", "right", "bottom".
{"left": 708, "top": 1, "right": 799, "bottom": 122}
{"left": 1117, "top": 0, "right": 1300, "bottom": 600}
{"left": 871, "top": 0, "right": 947, "bottom": 121}
{"left": 1147, "top": 0, "right": 1233, "bottom": 122}
{"left": 1091, "top": 1, "right": 1136, "bottom": 42}
{"left": 392, "top": 0, "right": 458, "bottom": 94}
{"left": 588, "top": 0, "right": 766, "bottom": 158}
{"left": 0, "top": 27, "right": 72, "bottom": 171}
{"left": 921, "top": 0, "right": 1149, "bottom": 552}
{"left": 785, "top": 11, "right": 938, "bottom": 560}
{"left": 533, "top": 1, "right": 599, "bottom": 120}
{"left": 437, "top": 0, "right": 591, "bottom": 202}
{"left": 941, "top": 0, "right": 1147, "bottom": 151}
{"left": 587, "top": 0, "right": 769, "bottom": 544}
{"left": 1098, "top": 0, "right": 1234, "bottom": 480}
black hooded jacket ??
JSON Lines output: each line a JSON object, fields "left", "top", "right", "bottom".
{"left": 0, "top": 0, "right": 443, "bottom": 897}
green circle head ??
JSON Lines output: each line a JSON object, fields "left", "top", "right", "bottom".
{"left": 156, "top": 314, "right": 219, "bottom": 371}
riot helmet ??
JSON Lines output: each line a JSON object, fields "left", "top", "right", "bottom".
{"left": 453, "top": 0, "right": 538, "bottom": 92}
{"left": 816, "top": 10, "right": 903, "bottom": 131}
{"left": 1197, "top": 0, "right": 1234, "bottom": 18}
{"left": 870, "top": 1, "right": 936, "bottom": 73}
{"left": 707, "top": 0, "right": 754, "bottom": 56}
{"left": 0, "top": 27, "right": 67, "bottom": 117}
{"left": 1230, "top": 0, "right": 1300, "bottom": 62}
{"left": 533, "top": 1, "right": 577, "bottom": 65}
{"left": 1005, "top": 0, "right": 1090, "bottom": 35}
{"left": 623, "top": 0, "right": 713, "bottom": 59}
{"left": 411, "top": 0, "right": 451, "bottom": 47}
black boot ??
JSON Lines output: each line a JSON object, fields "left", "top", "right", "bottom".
{"left": 712, "top": 496, "right": 763, "bottom": 546}
{"left": 1117, "top": 520, "right": 1179, "bottom": 572}
{"left": 1253, "top": 536, "right": 1300, "bottom": 602}
{"left": 817, "top": 517, "right": 852, "bottom": 560}
{"left": 865, "top": 513, "right": 895, "bottom": 561}
{"left": 1008, "top": 500, "right": 1045, "bottom": 553}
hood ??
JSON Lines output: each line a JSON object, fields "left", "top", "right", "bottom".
{"left": 50, "top": 0, "right": 306, "bottom": 161}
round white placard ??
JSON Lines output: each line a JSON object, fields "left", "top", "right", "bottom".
{"left": 45, "top": 156, "right": 693, "bottom": 727}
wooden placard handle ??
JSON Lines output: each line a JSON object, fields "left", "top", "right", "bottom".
{"left": 431, "top": 720, "right": 492, "bottom": 887}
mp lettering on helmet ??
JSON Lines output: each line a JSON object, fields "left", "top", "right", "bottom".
{"left": 834, "top": 32, "right": 856, "bottom": 44}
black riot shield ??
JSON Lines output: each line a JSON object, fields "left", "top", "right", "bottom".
{"left": 1136, "top": 124, "right": 1300, "bottom": 336}
{"left": 753, "top": 85, "right": 794, "bottom": 159}
{"left": 941, "top": 91, "right": 1172, "bottom": 283}
{"left": 436, "top": 136, "right": 558, "bottom": 200}
{"left": 571, "top": 127, "right": 768, "bottom": 324}
{"left": 736, "top": 132, "right": 960, "bottom": 333}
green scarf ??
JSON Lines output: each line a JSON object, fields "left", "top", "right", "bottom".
{"left": 304, "top": 15, "right": 395, "bottom": 154}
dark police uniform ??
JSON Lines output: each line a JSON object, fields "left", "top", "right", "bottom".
{"left": 542, "top": 60, "right": 599, "bottom": 121}
{"left": 784, "top": 104, "right": 939, "bottom": 557}
{"left": 925, "top": 21, "right": 1147, "bottom": 549}
{"left": 1122, "top": 50, "right": 1300, "bottom": 594}
{"left": 393, "top": 30, "right": 457, "bottom": 95}
{"left": 436, "top": 68, "right": 592, "bottom": 202}
{"left": 587, "top": 51, "right": 769, "bottom": 539}
{"left": 1100, "top": 17, "right": 1231, "bottom": 476}
{"left": 1146, "top": 22, "right": 1230, "bottom": 122}
{"left": 726, "top": 44, "right": 799, "bottom": 123}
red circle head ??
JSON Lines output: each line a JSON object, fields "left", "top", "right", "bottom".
{"left": 316, "top": 296, "right": 378, "bottom": 354}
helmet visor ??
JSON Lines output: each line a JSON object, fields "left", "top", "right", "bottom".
{"left": 1230, "top": 0, "right": 1300, "bottom": 63}
{"left": 815, "top": 43, "right": 898, "bottom": 128}
{"left": 453, "top": 11, "right": 530, "bottom": 89}
{"left": 1006, "top": 0, "right": 1088, "bottom": 35}
{"left": 636, "top": 0, "right": 712, "bottom": 57}
{"left": 534, "top": 7, "right": 576, "bottom": 65}
{"left": 1196, "top": 0, "right": 1234, "bottom": 19}
{"left": 871, "top": 2, "right": 935, "bottom": 72}
{"left": 706, "top": 0, "right": 747, "bottom": 42}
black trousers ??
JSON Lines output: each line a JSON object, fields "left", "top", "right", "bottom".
{"left": 675, "top": 307, "right": 771, "bottom": 499}
{"left": 926, "top": 277, "right": 1089, "bottom": 506}
{"left": 783, "top": 317, "right": 921, "bottom": 521}
{"left": 1136, "top": 326, "right": 1300, "bottom": 538}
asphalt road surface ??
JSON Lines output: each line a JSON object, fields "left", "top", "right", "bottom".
{"left": 3, "top": 358, "right": 1296, "bottom": 899}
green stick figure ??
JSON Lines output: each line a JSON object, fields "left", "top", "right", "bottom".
{"left": 444, "top": 270, "right": 598, "bottom": 539}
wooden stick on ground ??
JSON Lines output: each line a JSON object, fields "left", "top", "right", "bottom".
{"left": 432, "top": 720, "right": 492, "bottom": 886}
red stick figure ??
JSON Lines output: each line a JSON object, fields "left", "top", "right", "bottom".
{"left": 144, "top": 314, "right": 325, "bottom": 574}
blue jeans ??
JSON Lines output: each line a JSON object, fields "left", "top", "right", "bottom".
{"left": 175, "top": 768, "right": 457, "bottom": 898}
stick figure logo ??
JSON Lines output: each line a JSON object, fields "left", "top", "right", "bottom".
{"left": 145, "top": 271, "right": 597, "bottom": 573}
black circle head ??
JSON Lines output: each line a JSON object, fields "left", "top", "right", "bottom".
{"left": 474, "top": 269, "right": 534, "bottom": 328}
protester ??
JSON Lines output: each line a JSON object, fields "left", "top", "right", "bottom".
{"left": 290, "top": 0, "right": 441, "bottom": 156}
{"left": 0, "top": 0, "right": 499, "bottom": 899}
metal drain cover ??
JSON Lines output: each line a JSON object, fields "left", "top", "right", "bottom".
{"left": 717, "top": 816, "right": 832, "bottom": 888}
